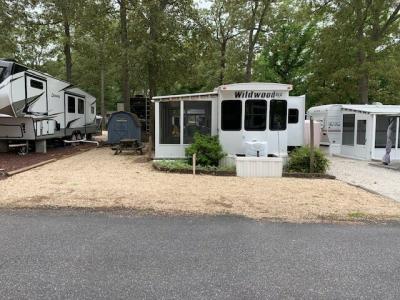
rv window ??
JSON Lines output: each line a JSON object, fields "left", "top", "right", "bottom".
{"left": 160, "top": 101, "right": 180, "bottom": 144}
{"left": 184, "top": 101, "right": 211, "bottom": 144}
{"left": 221, "top": 100, "right": 242, "bottom": 131}
{"left": 30, "top": 79, "right": 43, "bottom": 90}
{"left": 78, "top": 99, "right": 84, "bottom": 114}
{"left": 12, "top": 64, "right": 28, "bottom": 75}
{"left": 375, "top": 115, "right": 397, "bottom": 148}
{"left": 342, "top": 114, "right": 355, "bottom": 146}
{"left": 68, "top": 96, "right": 75, "bottom": 113}
{"left": 91, "top": 106, "right": 95, "bottom": 114}
{"left": 288, "top": 109, "right": 299, "bottom": 124}
{"left": 245, "top": 100, "right": 266, "bottom": 131}
{"left": 0, "top": 67, "right": 5, "bottom": 83}
{"left": 269, "top": 100, "right": 287, "bottom": 130}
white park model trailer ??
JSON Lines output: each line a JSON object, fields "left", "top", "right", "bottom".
{"left": 0, "top": 59, "right": 96, "bottom": 152}
{"left": 153, "top": 82, "right": 305, "bottom": 160}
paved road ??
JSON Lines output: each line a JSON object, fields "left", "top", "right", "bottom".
{"left": 0, "top": 210, "right": 400, "bottom": 299}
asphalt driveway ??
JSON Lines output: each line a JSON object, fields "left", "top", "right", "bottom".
{"left": 0, "top": 210, "right": 399, "bottom": 299}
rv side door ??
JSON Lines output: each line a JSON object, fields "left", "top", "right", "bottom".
{"left": 25, "top": 75, "right": 47, "bottom": 114}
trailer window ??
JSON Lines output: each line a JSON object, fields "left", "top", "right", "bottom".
{"left": 12, "top": 64, "right": 27, "bottom": 74}
{"left": 30, "top": 79, "right": 43, "bottom": 90}
{"left": 91, "top": 106, "right": 95, "bottom": 114}
{"left": 160, "top": 101, "right": 180, "bottom": 144}
{"left": 375, "top": 115, "right": 397, "bottom": 148}
{"left": 342, "top": 114, "right": 355, "bottom": 146}
{"left": 245, "top": 100, "right": 266, "bottom": 131}
{"left": 68, "top": 96, "right": 75, "bottom": 113}
{"left": 221, "top": 100, "right": 242, "bottom": 131}
{"left": 269, "top": 100, "right": 287, "bottom": 130}
{"left": 184, "top": 101, "right": 211, "bottom": 144}
{"left": 78, "top": 99, "right": 84, "bottom": 114}
{"left": 288, "top": 109, "right": 299, "bottom": 124}
{"left": 0, "top": 67, "right": 5, "bottom": 83}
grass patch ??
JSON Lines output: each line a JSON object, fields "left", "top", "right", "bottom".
{"left": 153, "top": 160, "right": 235, "bottom": 176}
{"left": 348, "top": 211, "right": 368, "bottom": 218}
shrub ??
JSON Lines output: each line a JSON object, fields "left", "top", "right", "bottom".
{"left": 287, "top": 146, "right": 329, "bottom": 174}
{"left": 185, "top": 133, "right": 226, "bottom": 166}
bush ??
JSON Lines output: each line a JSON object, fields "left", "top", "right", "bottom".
{"left": 153, "top": 160, "right": 235, "bottom": 173}
{"left": 185, "top": 133, "right": 226, "bottom": 167}
{"left": 287, "top": 146, "right": 330, "bottom": 174}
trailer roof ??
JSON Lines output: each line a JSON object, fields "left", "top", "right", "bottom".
{"left": 152, "top": 91, "right": 218, "bottom": 102}
{"left": 342, "top": 105, "right": 400, "bottom": 115}
{"left": 217, "top": 82, "right": 293, "bottom": 91}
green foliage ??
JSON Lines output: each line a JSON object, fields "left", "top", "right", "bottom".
{"left": 287, "top": 147, "right": 330, "bottom": 174}
{"left": 185, "top": 133, "right": 226, "bottom": 167}
{"left": 153, "top": 159, "right": 235, "bottom": 173}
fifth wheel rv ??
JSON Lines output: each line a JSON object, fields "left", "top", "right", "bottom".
{"left": 0, "top": 59, "right": 96, "bottom": 152}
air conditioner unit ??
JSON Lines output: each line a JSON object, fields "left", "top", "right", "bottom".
{"left": 244, "top": 140, "right": 268, "bottom": 157}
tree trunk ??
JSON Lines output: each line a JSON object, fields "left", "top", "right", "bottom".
{"left": 357, "top": 48, "right": 368, "bottom": 104}
{"left": 62, "top": 9, "right": 72, "bottom": 82}
{"left": 245, "top": 39, "right": 255, "bottom": 82}
{"left": 119, "top": 0, "right": 130, "bottom": 111}
{"left": 219, "top": 40, "right": 227, "bottom": 86}
{"left": 100, "top": 64, "right": 105, "bottom": 130}
{"left": 148, "top": 3, "right": 158, "bottom": 151}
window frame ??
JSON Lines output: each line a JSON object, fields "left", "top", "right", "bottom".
{"left": 159, "top": 101, "right": 181, "bottom": 144}
{"left": 183, "top": 101, "right": 212, "bottom": 144}
{"left": 244, "top": 99, "right": 267, "bottom": 131}
{"left": 67, "top": 96, "right": 76, "bottom": 113}
{"left": 221, "top": 100, "right": 242, "bottom": 131}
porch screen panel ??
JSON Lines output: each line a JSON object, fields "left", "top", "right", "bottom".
{"left": 160, "top": 102, "right": 180, "bottom": 144}
{"left": 184, "top": 101, "right": 211, "bottom": 144}
{"left": 342, "top": 114, "right": 355, "bottom": 146}
{"left": 357, "top": 120, "right": 366, "bottom": 145}
{"left": 375, "top": 115, "right": 397, "bottom": 148}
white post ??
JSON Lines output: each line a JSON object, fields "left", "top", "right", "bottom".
{"left": 192, "top": 153, "right": 196, "bottom": 176}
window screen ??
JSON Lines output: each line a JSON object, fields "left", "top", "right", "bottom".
{"left": 160, "top": 101, "right": 180, "bottom": 144}
{"left": 269, "top": 100, "right": 287, "bottom": 130}
{"left": 91, "top": 106, "right": 95, "bottom": 114}
{"left": 68, "top": 96, "right": 75, "bottom": 113}
{"left": 78, "top": 99, "right": 84, "bottom": 114}
{"left": 357, "top": 120, "right": 366, "bottom": 145}
{"left": 245, "top": 100, "right": 266, "bottom": 131}
{"left": 221, "top": 100, "right": 242, "bottom": 131}
{"left": 288, "top": 109, "right": 299, "bottom": 124}
{"left": 30, "top": 79, "right": 43, "bottom": 90}
{"left": 342, "top": 114, "right": 355, "bottom": 146}
{"left": 375, "top": 115, "right": 397, "bottom": 148}
{"left": 184, "top": 101, "right": 211, "bottom": 144}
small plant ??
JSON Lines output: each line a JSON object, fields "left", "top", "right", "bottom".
{"left": 185, "top": 133, "right": 226, "bottom": 167}
{"left": 287, "top": 146, "right": 329, "bottom": 174}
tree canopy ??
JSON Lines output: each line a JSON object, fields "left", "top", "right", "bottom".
{"left": 1, "top": 0, "right": 399, "bottom": 111}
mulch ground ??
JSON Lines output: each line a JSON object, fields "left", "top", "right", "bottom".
{"left": 0, "top": 143, "right": 96, "bottom": 177}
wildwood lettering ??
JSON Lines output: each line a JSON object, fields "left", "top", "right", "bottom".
{"left": 234, "top": 91, "right": 283, "bottom": 99}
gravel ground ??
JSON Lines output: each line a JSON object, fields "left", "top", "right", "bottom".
{"left": 328, "top": 155, "right": 400, "bottom": 202}
{"left": 1, "top": 147, "right": 400, "bottom": 221}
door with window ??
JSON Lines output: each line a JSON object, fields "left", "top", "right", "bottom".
{"left": 26, "top": 75, "right": 47, "bottom": 114}
{"left": 355, "top": 117, "right": 368, "bottom": 159}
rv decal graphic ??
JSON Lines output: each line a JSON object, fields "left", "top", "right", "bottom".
{"left": 51, "top": 93, "right": 61, "bottom": 99}
{"left": 59, "top": 84, "right": 74, "bottom": 92}
{"left": 67, "top": 118, "right": 80, "bottom": 128}
{"left": 234, "top": 91, "right": 283, "bottom": 99}
{"left": 23, "top": 93, "right": 45, "bottom": 114}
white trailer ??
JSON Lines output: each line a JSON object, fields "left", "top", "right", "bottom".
{"left": 0, "top": 59, "right": 96, "bottom": 152}
{"left": 153, "top": 82, "right": 305, "bottom": 160}
{"left": 307, "top": 104, "right": 400, "bottom": 161}
{"left": 307, "top": 104, "right": 342, "bottom": 145}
